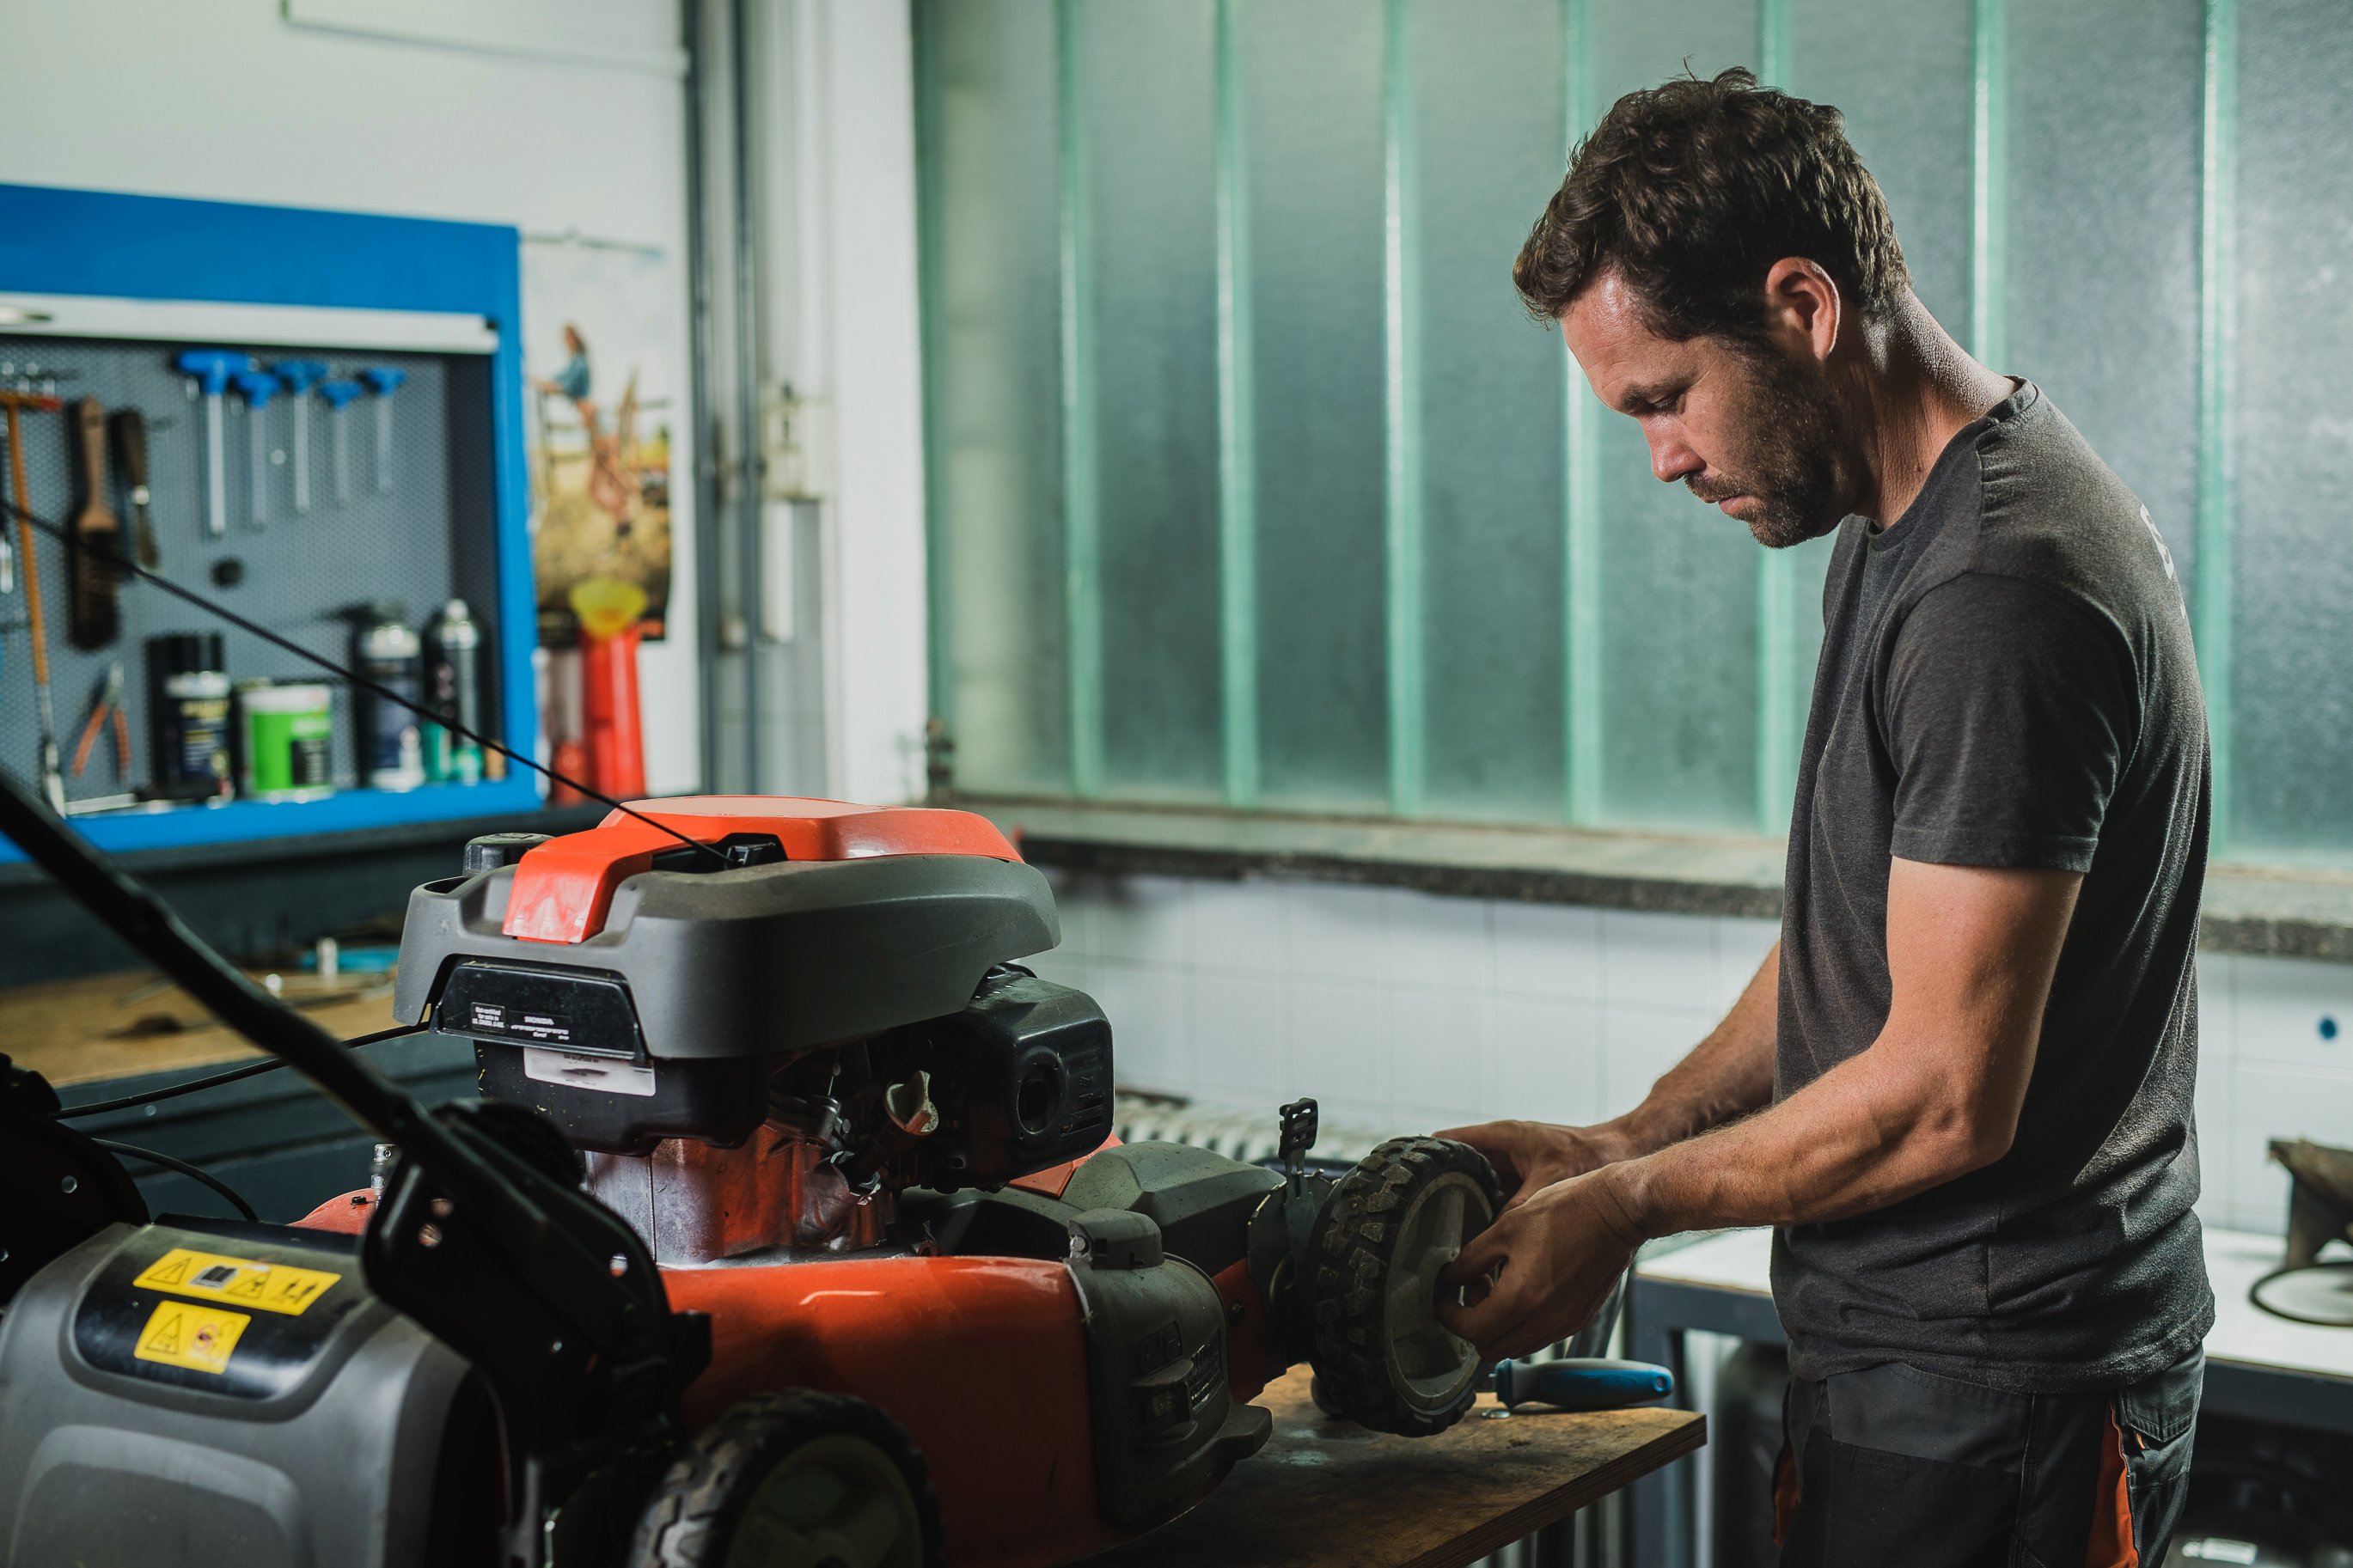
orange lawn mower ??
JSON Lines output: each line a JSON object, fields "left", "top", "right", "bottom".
{"left": 0, "top": 787, "right": 1551, "bottom": 1568}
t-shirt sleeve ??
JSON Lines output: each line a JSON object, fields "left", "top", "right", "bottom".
{"left": 1883, "top": 571, "right": 2136, "bottom": 872}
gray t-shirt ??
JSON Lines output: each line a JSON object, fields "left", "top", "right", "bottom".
{"left": 1772, "top": 381, "right": 2214, "bottom": 1394}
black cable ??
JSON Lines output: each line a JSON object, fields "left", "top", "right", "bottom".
{"left": 90, "top": 1138, "right": 260, "bottom": 1221}
{"left": 0, "top": 493, "right": 728, "bottom": 869}
{"left": 0, "top": 765, "right": 555, "bottom": 1260}
{"left": 58, "top": 1022, "right": 428, "bottom": 1120}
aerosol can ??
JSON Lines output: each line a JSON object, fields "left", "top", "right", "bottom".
{"left": 355, "top": 603, "right": 425, "bottom": 791}
{"left": 424, "top": 599, "right": 484, "bottom": 784}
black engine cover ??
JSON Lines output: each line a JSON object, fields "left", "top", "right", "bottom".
{"left": 895, "top": 967, "right": 1115, "bottom": 1191}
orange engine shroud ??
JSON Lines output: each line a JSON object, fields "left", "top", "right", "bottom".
{"left": 502, "top": 796, "right": 1022, "bottom": 945}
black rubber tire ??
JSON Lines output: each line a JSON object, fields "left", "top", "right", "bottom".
{"left": 628, "top": 1390, "right": 943, "bottom": 1568}
{"left": 1305, "top": 1136, "right": 1503, "bottom": 1437}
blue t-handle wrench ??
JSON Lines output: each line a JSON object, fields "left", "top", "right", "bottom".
{"left": 359, "top": 367, "right": 406, "bottom": 497}
{"left": 174, "top": 350, "right": 251, "bottom": 538}
{"left": 229, "top": 369, "right": 278, "bottom": 532}
{"left": 317, "top": 379, "right": 365, "bottom": 507}
{"left": 273, "top": 360, "right": 327, "bottom": 515}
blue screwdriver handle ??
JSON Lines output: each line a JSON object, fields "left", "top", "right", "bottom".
{"left": 1492, "top": 1358, "right": 1676, "bottom": 1411}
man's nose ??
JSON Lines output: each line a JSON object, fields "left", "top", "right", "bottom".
{"left": 1647, "top": 429, "right": 1702, "bottom": 485}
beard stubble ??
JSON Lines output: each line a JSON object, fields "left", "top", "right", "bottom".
{"left": 1686, "top": 347, "right": 1855, "bottom": 549}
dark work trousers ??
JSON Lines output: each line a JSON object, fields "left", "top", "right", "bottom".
{"left": 1774, "top": 1349, "right": 2203, "bottom": 1567}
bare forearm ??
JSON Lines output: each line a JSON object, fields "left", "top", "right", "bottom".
{"left": 1604, "top": 1032, "right": 2001, "bottom": 1238}
{"left": 1603, "top": 861, "right": 2075, "bottom": 1240}
{"left": 1595, "top": 943, "right": 1779, "bottom": 1158}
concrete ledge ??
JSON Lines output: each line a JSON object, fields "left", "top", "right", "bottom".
{"left": 965, "top": 796, "right": 1788, "bottom": 920}
{"left": 958, "top": 795, "right": 2353, "bottom": 963}
{"left": 2199, "top": 867, "right": 2353, "bottom": 964}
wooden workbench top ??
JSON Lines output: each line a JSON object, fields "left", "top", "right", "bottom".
{"left": 1, "top": 967, "right": 403, "bottom": 1089}
{"left": 1080, "top": 1368, "right": 1704, "bottom": 1568}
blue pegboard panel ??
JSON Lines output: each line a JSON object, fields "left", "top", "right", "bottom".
{"left": 0, "top": 183, "right": 542, "bottom": 861}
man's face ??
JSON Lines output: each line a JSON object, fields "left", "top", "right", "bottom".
{"left": 1561, "top": 272, "right": 1857, "bottom": 548}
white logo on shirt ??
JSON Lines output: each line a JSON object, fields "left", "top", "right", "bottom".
{"left": 2138, "top": 504, "right": 2185, "bottom": 615}
{"left": 2139, "top": 505, "right": 2178, "bottom": 583}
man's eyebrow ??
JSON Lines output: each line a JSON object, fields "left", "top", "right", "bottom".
{"left": 1614, "top": 378, "right": 1684, "bottom": 412}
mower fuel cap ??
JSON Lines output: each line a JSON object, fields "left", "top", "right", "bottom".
{"left": 465, "top": 832, "right": 553, "bottom": 873}
{"left": 1068, "top": 1209, "right": 1164, "bottom": 1270}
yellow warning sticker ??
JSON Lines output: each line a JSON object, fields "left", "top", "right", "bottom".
{"left": 132, "top": 1248, "right": 341, "bottom": 1316}
{"left": 132, "top": 1301, "right": 251, "bottom": 1376}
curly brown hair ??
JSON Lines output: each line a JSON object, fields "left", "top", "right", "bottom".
{"left": 1513, "top": 68, "right": 1908, "bottom": 342}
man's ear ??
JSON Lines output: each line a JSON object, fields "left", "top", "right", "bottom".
{"left": 1763, "top": 258, "right": 1842, "bottom": 363}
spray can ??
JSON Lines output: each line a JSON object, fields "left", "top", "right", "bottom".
{"left": 355, "top": 604, "right": 425, "bottom": 791}
{"left": 145, "top": 632, "right": 233, "bottom": 801}
{"left": 424, "top": 599, "right": 485, "bottom": 784}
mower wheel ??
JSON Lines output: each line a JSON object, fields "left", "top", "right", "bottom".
{"left": 627, "top": 1390, "right": 942, "bottom": 1568}
{"left": 1305, "top": 1136, "right": 1502, "bottom": 1437}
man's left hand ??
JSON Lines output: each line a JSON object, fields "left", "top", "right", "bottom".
{"left": 1437, "top": 1168, "right": 1646, "bottom": 1361}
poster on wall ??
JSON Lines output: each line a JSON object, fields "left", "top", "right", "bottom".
{"left": 521, "top": 235, "right": 678, "bottom": 648}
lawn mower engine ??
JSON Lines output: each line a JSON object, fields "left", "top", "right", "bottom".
{"left": 0, "top": 797, "right": 1502, "bottom": 1568}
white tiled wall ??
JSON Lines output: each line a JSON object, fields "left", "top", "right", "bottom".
{"left": 1028, "top": 869, "right": 2353, "bottom": 1240}
{"left": 1028, "top": 869, "right": 1752, "bottom": 1144}
{"left": 2204, "top": 953, "right": 2353, "bottom": 1235}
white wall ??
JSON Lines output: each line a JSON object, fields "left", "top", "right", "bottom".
{"left": 0, "top": 0, "right": 704, "bottom": 793}
{"left": 1028, "top": 869, "right": 2353, "bottom": 1241}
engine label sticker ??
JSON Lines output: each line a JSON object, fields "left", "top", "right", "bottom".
{"left": 132, "top": 1301, "right": 252, "bottom": 1375}
{"left": 524, "top": 1046, "right": 657, "bottom": 1097}
{"left": 469, "top": 1000, "right": 574, "bottom": 1044}
{"left": 132, "top": 1248, "right": 342, "bottom": 1316}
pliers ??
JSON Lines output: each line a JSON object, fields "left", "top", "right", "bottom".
{"left": 72, "top": 661, "right": 130, "bottom": 780}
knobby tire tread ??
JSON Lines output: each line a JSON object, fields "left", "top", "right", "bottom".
{"left": 628, "top": 1388, "right": 944, "bottom": 1568}
{"left": 1305, "top": 1136, "right": 1500, "bottom": 1438}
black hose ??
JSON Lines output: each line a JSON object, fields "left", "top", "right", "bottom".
{"left": 91, "top": 1138, "right": 260, "bottom": 1222}
{"left": 58, "top": 1023, "right": 428, "bottom": 1120}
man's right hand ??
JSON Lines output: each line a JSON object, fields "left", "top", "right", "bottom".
{"left": 1433, "top": 1119, "right": 1635, "bottom": 1211}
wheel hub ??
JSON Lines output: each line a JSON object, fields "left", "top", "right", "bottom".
{"left": 730, "top": 1434, "right": 924, "bottom": 1568}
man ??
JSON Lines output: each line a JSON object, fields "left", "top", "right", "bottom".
{"left": 1438, "top": 69, "right": 2209, "bottom": 1565}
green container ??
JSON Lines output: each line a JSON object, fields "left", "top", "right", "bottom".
{"left": 236, "top": 681, "right": 336, "bottom": 801}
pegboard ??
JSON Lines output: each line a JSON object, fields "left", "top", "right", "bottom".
{"left": 0, "top": 335, "right": 501, "bottom": 809}
{"left": 0, "top": 180, "right": 546, "bottom": 862}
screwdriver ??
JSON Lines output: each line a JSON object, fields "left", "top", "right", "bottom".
{"left": 1488, "top": 1358, "right": 1676, "bottom": 1411}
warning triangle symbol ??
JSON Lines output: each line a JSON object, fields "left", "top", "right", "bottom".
{"left": 148, "top": 1257, "right": 189, "bottom": 1285}
{"left": 225, "top": 1272, "right": 266, "bottom": 1299}
{"left": 144, "top": 1311, "right": 183, "bottom": 1355}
